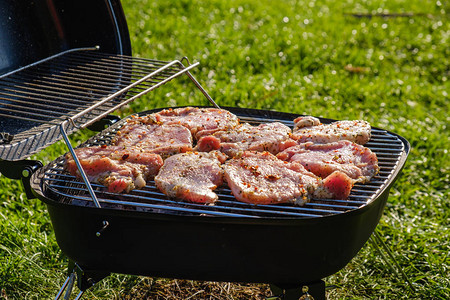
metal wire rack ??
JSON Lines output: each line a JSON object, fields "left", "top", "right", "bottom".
{"left": 0, "top": 47, "right": 213, "bottom": 160}
{"left": 40, "top": 109, "right": 406, "bottom": 219}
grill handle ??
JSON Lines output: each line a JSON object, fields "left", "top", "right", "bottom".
{"left": 0, "top": 159, "right": 43, "bottom": 199}
{"left": 59, "top": 122, "right": 101, "bottom": 208}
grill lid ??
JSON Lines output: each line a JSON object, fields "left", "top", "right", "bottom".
{"left": 0, "top": 0, "right": 131, "bottom": 75}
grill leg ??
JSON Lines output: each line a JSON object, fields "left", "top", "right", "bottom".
{"left": 73, "top": 290, "right": 85, "bottom": 300}
{"left": 269, "top": 280, "right": 325, "bottom": 300}
{"left": 54, "top": 274, "right": 73, "bottom": 300}
{"left": 54, "top": 261, "right": 110, "bottom": 300}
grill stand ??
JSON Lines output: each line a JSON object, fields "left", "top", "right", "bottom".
{"left": 53, "top": 259, "right": 326, "bottom": 300}
{"left": 269, "top": 282, "right": 325, "bottom": 300}
{"left": 54, "top": 261, "right": 109, "bottom": 300}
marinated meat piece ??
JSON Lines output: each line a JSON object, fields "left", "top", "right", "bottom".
{"left": 65, "top": 145, "right": 163, "bottom": 193}
{"left": 321, "top": 171, "right": 355, "bottom": 200}
{"left": 155, "top": 151, "right": 227, "bottom": 204}
{"left": 113, "top": 121, "right": 193, "bottom": 159}
{"left": 223, "top": 151, "right": 353, "bottom": 206}
{"left": 292, "top": 116, "right": 371, "bottom": 145}
{"left": 153, "top": 107, "right": 240, "bottom": 139}
{"left": 277, "top": 140, "right": 379, "bottom": 183}
{"left": 293, "top": 116, "right": 321, "bottom": 130}
{"left": 195, "top": 122, "right": 297, "bottom": 157}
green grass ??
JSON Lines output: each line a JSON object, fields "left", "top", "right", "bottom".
{"left": 1, "top": 0, "right": 449, "bottom": 299}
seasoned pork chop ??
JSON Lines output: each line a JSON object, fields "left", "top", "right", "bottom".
{"left": 292, "top": 116, "right": 371, "bottom": 145}
{"left": 277, "top": 140, "right": 379, "bottom": 183}
{"left": 65, "top": 146, "right": 163, "bottom": 193}
{"left": 153, "top": 107, "right": 240, "bottom": 139}
{"left": 195, "top": 122, "right": 297, "bottom": 157}
{"left": 113, "top": 121, "right": 193, "bottom": 158}
{"left": 223, "top": 151, "right": 353, "bottom": 206}
{"left": 155, "top": 151, "right": 227, "bottom": 204}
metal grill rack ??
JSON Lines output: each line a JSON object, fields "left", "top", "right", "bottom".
{"left": 40, "top": 110, "right": 406, "bottom": 219}
{"left": 0, "top": 47, "right": 213, "bottom": 161}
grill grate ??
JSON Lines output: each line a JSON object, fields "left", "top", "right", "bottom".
{"left": 40, "top": 110, "right": 406, "bottom": 219}
{"left": 0, "top": 47, "right": 201, "bottom": 160}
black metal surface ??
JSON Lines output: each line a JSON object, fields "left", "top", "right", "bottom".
{"left": 30, "top": 107, "right": 410, "bottom": 285}
{"left": 0, "top": 0, "right": 131, "bottom": 75}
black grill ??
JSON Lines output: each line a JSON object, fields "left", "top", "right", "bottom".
{"left": 1, "top": 1, "right": 412, "bottom": 298}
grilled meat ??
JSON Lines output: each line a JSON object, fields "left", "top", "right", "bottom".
{"left": 155, "top": 151, "right": 227, "bottom": 204}
{"left": 153, "top": 107, "right": 240, "bottom": 140}
{"left": 195, "top": 122, "right": 297, "bottom": 157}
{"left": 113, "top": 121, "right": 193, "bottom": 159}
{"left": 293, "top": 116, "right": 371, "bottom": 145}
{"left": 277, "top": 140, "right": 379, "bottom": 183}
{"left": 223, "top": 151, "right": 353, "bottom": 206}
{"left": 64, "top": 145, "right": 163, "bottom": 193}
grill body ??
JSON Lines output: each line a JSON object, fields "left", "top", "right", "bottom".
{"left": 35, "top": 189, "right": 389, "bottom": 284}
{"left": 30, "top": 107, "right": 410, "bottom": 285}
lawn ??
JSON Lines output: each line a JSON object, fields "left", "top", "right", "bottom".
{"left": 1, "top": 0, "right": 449, "bottom": 299}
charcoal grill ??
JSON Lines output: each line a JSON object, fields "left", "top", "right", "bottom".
{"left": 0, "top": 1, "right": 410, "bottom": 299}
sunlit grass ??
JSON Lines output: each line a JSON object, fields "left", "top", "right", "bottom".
{"left": 1, "top": 0, "right": 448, "bottom": 299}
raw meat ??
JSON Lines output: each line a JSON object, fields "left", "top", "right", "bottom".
{"left": 293, "top": 116, "right": 321, "bottom": 130}
{"left": 195, "top": 122, "right": 297, "bottom": 157}
{"left": 292, "top": 116, "right": 371, "bottom": 145}
{"left": 155, "top": 151, "right": 227, "bottom": 204}
{"left": 277, "top": 140, "right": 379, "bottom": 183}
{"left": 64, "top": 145, "right": 163, "bottom": 193}
{"left": 113, "top": 120, "right": 193, "bottom": 159}
{"left": 153, "top": 107, "right": 240, "bottom": 139}
{"left": 223, "top": 151, "right": 353, "bottom": 206}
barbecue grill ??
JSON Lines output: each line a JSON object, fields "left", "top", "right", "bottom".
{"left": 0, "top": 1, "right": 410, "bottom": 299}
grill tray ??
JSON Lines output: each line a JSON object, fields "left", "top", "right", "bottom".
{"left": 38, "top": 107, "right": 408, "bottom": 219}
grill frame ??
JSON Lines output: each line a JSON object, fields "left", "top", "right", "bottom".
{"left": 30, "top": 106, "right": 410, "bottom": 285}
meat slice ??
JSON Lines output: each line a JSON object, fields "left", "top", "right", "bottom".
{"left": 293, "top": 116, "right": 321, "bottom": 130}
{"left": 113, "top": 121, "right": 193, "bottom": 159}
{"left": 64, "top": 146, "right": 163, "bottom": 193}
{"left": 155, "top": 151, "right": 227, "bottom": 204}
{"left": 292, "top": 116, "right": 371, "bottom": 145}
{"left": 153, "top": 107, "right": 240, "bottom": 139}
{"left": 277, "top": 140, "right": 379, "bottom": 183}
{"left": 223, "top": 151, "right": 353, "bottom": 206}
{"left": 195, "top": 122, "right": 297, "bottom": 157}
